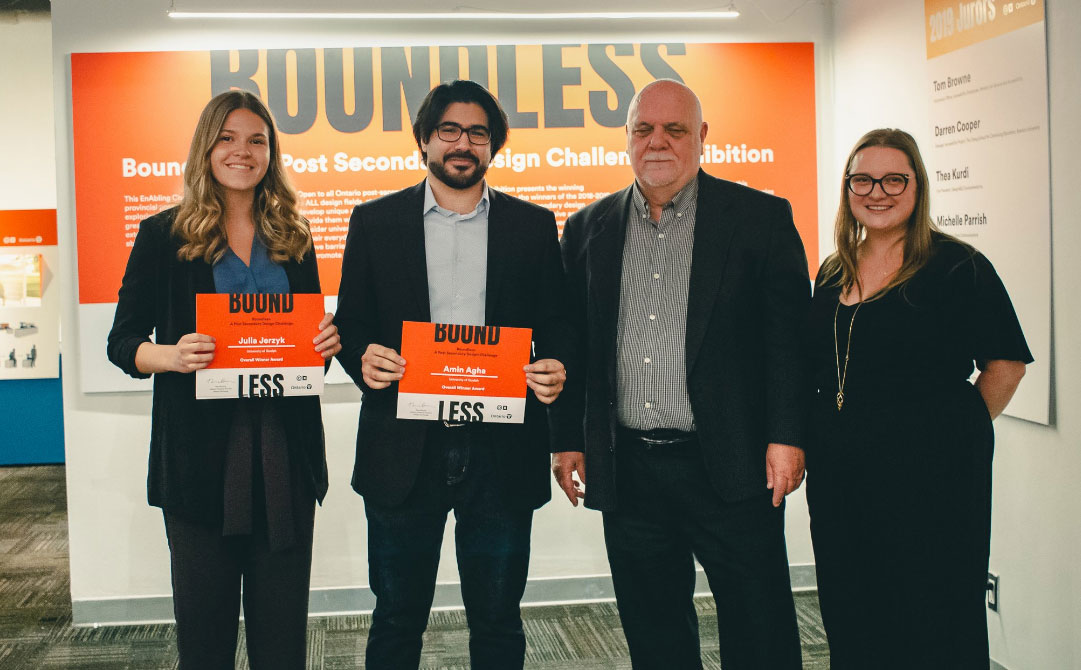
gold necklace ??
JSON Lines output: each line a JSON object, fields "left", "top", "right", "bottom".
{"left": 833, "top": 300, "right": 862, "bottom": 411}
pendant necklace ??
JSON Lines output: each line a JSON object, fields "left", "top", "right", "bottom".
{"left": 833, "top": 299, "right": 862, "bottom": 411}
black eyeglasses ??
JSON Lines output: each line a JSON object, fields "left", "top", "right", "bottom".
{"left": 846, "top": 173, "right": 910, "bottom": 196}
{"left": 435, "top": 122, "right": 491, "bottom": 145}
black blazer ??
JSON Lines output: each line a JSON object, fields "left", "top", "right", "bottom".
{"left": 335, "top": 181, "right": 573, "bottom": 510}
{"left": 107, "top": 208, "right": 329, "bottom": 524}
{"left": 557, "top": 170, "right": 811, "bottom": 510}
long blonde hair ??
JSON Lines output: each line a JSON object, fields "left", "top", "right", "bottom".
{"left": 173, "top": 90, "right": 311, "bottom": 264}
{"left": 819, "top": 128, "right": 938, "bottom": 299}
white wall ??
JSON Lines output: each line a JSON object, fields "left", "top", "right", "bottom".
{"left": 0, "top": 12, "right": 55, "bottom": 209}
{"left": 988, "top": 2, "right": 1081, "bottom": 665}
{"left": 827, "top": 2, "right": 932, "bottom": 256}
{"left": 831, "top": 1, "right": 1080, "bottom": 668}
{"left": 35, "top": 0, "right": 1081, "bottom": 663}
{"left": 52, "top": 0, "right": 832, "bottom": 617}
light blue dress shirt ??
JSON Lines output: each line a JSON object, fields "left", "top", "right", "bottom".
{"left": 422, "top": 180, "right": 489, "bottom": 326}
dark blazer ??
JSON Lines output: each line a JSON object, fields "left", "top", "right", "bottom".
{"left": 335, "top": 181, "right": 572, "bottom": 510}
{"left": 558, "top": 170, "right": 811, "bottom": 511}
{"left": 107, "top": 208, "right": 329, "bottom": 524}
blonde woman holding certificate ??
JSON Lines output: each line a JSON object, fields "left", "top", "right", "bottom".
{"left": 107, "top": 90, "right": 339, "bottom": 669}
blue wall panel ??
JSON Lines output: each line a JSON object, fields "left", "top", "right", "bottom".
{"left": 0, "top": 359, "right": 65, "bottom": 465}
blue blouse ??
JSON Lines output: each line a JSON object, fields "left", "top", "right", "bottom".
{"left": 212, "top": 234, "right": 289, "bottom": 294}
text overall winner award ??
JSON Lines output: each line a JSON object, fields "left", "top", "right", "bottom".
{"left": 195, "top": 293, "right": 325, "bottom": 399}
{"left": 396, "top": 321, "right": 532, "bottom": 423}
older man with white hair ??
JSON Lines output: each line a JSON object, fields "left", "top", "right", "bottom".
{"left": 553, "top": 79, "right": 810, "bottom": 668}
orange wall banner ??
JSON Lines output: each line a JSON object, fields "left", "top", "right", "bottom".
{"left": 71, "top": 42, "right": 818, "bottom": 309}
{"left": 0, "top": 209, "right": 57, "bottom": 247}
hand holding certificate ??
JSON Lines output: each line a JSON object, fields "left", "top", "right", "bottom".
{"left": 396, "top": 321, "right": 533, "bottom": 423}
{"left": 194, "top": 293, "right": 328, "bottom": 399}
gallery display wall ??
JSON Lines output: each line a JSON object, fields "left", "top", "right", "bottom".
{"left": 10, "top": 0, "right": 1074, "bottom": 667}
{"left": 50, "top": 0, "right": 833, "bottom": 630}
{"left": 0, "top": 14, "right": 64, "bottom": 465}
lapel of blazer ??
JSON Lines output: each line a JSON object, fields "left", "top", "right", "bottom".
{"left": 484, "top": 186, "right": 509, "bottom": 325}
{"left": 188, "top": 255, "right": 216, "bottom": 327}
{"left": 191, "top": 260, "right": 216, "bottom": 295}
{"left": 282, "top": 257, "right": 305, "bottom": 292}
{"left": 685, "top": 171, "right": 738, "bottom": 376}
{"left": 586, "top": 187, "right": 633, "bottom": 395}
{"left": 401, "top": 181, "right": 432, "bottom": 321}
{"left": 173, "top": 257, "right": 214, "bottom": 336}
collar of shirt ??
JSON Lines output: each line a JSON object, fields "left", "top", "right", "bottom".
{"left": 630, "top": 176, "right": 699, "bottom": 226}
{"left": 423, "top": 179, "right": 490, "bottom": 221}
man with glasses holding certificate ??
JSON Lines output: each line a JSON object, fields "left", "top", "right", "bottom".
{"left": 335, "top": 80, "right": 571, "bottom": 670}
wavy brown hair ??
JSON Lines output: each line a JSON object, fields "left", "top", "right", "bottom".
{"left": 819, "top": 128, "right": 939, "bottom": 300}
{"left": 173, "top": 90, "right": 311, "bottom": 264}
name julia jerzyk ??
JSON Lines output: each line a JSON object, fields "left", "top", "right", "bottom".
{"left": 238, "top": 336, "right": 286, "bottom": 345}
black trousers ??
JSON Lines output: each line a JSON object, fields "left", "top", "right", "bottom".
{"left": 163, "top": 493, "right": 316, "bottom": 670}
{"left": 364, "top": 425, "right": 533, "bottom": 670}
{"left": 603, "top": 435, "right": 802, "bottom": 670}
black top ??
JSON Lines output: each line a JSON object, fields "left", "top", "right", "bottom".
{"left": 106, "top": 208, "right": 329, "bottom": 524}
{"left": 810, "top": 234, "right": 1033, "bottom": 410}
{"left": 805, "top": 234, "right": 1033, "bottom": 665}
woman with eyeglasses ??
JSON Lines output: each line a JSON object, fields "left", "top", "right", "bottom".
{"left": 805, "top": 129, "right": 1031, "bottom": 668}
{"left": 107, "top": 90, "right": 340, "bottom": 669}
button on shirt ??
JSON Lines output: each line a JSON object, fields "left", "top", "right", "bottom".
{"left": 616, "top": 178, "right": 698, "bottom": 432}
{"left": 423, "top": 181, "right": 489, "bottom": 325}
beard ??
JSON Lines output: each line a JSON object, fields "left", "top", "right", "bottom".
{"left": 427, "top": 151, "right": 489, "bottom": 190}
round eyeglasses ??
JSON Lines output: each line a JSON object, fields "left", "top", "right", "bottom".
{"left": 435, "top": 122, "right": 491, "bottom": 145}
{"left": 846, "top": 173, "right": 910, "bottom": 196}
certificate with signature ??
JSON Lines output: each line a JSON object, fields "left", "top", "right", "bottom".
{"left": 194, "top": 293, "right": 325, "bottom": 399}
{"left": 396, "top": 321, "right": 532, "bottom": 423}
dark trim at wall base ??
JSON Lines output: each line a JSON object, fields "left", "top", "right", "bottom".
{"left": 72, "top": 563, "right": 818, "bottom": 626}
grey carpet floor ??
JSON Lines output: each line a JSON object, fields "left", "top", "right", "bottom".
{"left": 0, "top": 465, "right": 830, "bottom": 669}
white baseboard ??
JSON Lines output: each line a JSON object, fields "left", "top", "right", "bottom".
{"left": 72, "top": 563, "right": 818, "bottom": 626}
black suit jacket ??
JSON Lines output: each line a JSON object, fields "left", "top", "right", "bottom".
{"left": 557, "top": 170, "right": 811, "bottom": 511}
{"left": 107, "top": 208, "right": 329, "bottom": 524}
{"left": 335, "top": 181, "right": 572, "bottom": 510}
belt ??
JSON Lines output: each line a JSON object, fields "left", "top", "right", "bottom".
{"left": 617, "top": 427, "right": 697, "bottom": 447}
{"left": 438, "top": 420, "right": 486, "bottom": 430}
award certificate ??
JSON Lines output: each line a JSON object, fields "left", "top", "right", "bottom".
{"left": 195, "top": 293, "right": 325, "bottom": 399}
{"left": 396, "top": 321, "right": 532, "bottom": 423}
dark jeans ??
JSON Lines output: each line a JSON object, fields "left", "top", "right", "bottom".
{"left": 603, "top": 435, "right": 802, "bottom": 670}
{"left": 364, "top": 425, "right": 534, "bottom": 670}
{"left": 163, "top": 495, "right": 316, "bottom": 670}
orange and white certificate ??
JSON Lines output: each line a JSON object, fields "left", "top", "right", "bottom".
{"left": 396, "top": 321, "right": 532, "bottom": 423}
{"left": 194, "top": 293, "right": 325, "bottom": 399}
